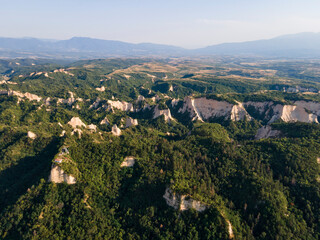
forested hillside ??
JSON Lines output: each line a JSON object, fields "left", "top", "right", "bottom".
{"left": 0, "top": 57, "right": 320, "bottom": 240}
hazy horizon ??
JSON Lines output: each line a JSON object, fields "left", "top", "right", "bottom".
{"left": 2, "top": 0, "right": 320, "bottom": 48}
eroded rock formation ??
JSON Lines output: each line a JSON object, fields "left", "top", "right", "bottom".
{"left": 48, "top": 164, "right": 76, "bottom": 184}
{"left": 120, "top": 156, "right": 135, "bottom": 167}
{"left": 125, "top": 117, "right": 138, "bottom": 127}
{"left": 27, "top": 131, "right": 37, "bottom": 139}
{"left": 255, "top": 125, "right": 281, "bottom": 140}
{"left": 153, "top": 106, "right": 174, "bottom": 122}
{"left": 176, "top": 97, "right": 320, "bottom": 124}
{"left": 163, "top": 187, "right": 206, "bottom": 212}
{"left": 68, "top": 117, "right": 86, "bottom": 129}
{"left": 107, "top": 100, "right": 133, "bottom": 112}
{"left": 112, "top": 124, "right": 121, "bottom": 136}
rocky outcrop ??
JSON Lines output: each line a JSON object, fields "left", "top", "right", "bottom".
{"left": 53, "top": 68, "right": 74, "bottom": 76}
{"left": 163, "top": 187, "right": 206, "bottom": 212}
{"left": 112, "top": 124, "right": 121, "bottom": 136}
{"left": 100, "top": 117, "right": 110, "bottom": 125}
{"left": 87, "top": 124, "right": 97, "bottom": 132}
{"left": 44, "top": 97, "right": 51, "bottom": 106}
{"left": 48, "top": 164, "right": 76, "bottom": 184}
{"left": 60, "top": 130, "right": 66, "bottom": 137}
{"left": 71, "top": 129, "right": 83, "bottom": 138}
{"left": 244, "top": 101, "right": 319, "bottom": 124}
{"left": 125, "top": 117, "right": 138, "bottom": 127}
{"left": 230, "top": 101, "right": 252, "bottom": 121}
{"left": 120, "top": 156, "right": 135, "bottom": 167}
{"left": 136, "top": 95, "right": 145, "bottom": 102}
{"left": 57, "top": 92, "right": 80, "bottom": 106}
{"left": 95, "top": 86, "right": 105, "bottom": 92}
{"left": 294, "top": 101, "right": 320, "bottom": 116}
{"left": 151, "top": 95, "right": 161, "bottom": 102}
{"left": 8, "top": 90, "right": 41, "bottom": 102}
{"left": 177, "top": 97, "right": 320, "bottom": 124}
{"left": 170, "top": 99, "right": 180, "bottom": 107}
{"left": 226, "top": 219, "right": 234, "bottom": 239}
{"left": 255, "top": 125, "right": 281, "bottom": 140}
{"left": 281, "top": 105, "right": 318, "bottom": 123}
{"left": 89, "top": 98, "right": 101, "bottom": 109}
{"left": 268, "top": 104, "right": 318, "bottom": 123}
{"left": 68, "top": 117, "right": 86, "bottom": 129}
{"left": 178, "top": 97, "right": 248, "bottom": 122}
{"left": 107, "top": 100, "right": 133, "bottom": 112}
{"left": 153, "top": 106, "right": 174, "bottom": 122}
{"left": 27, "top": 131, "right": 37, "bottom": 139}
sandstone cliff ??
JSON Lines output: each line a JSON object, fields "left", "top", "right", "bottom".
{"left": 163, "top": 187, "right": 206, "bottom": 212}
{"left": 125, "top": 117, "right": 138, "bottom": 127}
{"left": 68, "top": 117, "right": 86, "bottom": 129}
{"left": 177, "top": 97, "right": 320, "bottom": 124}
{"left": 178, "top": 97, "right": 250, "bottom": 122}
{"left": 27, "top": 131, "right": 37, "bottom": 139}
{"left": 48, "top": 164, "right": 76, "bottom": 184}
{"left": 255, "top": 125, "right": 281, "bottom": 140}
{"left": 120, "top": 157, "right": 135, "bottom": 167}
{"left": 153, "top": 106, "right": 174, "bottom": 122}
{"left": 107, "top": 100, "right": 133, "bottom": 112}
{"left": 112, "top": 124, "right": 121, "bottom": 136}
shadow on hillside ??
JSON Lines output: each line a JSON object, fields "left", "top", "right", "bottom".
{"left": 117, "top": 167, "right": 167, "bottom": 211}
{"left": 0, "top": 137, "right": 60, "bottom": 213}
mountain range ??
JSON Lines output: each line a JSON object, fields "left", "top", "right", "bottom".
{"left": 1, "top": 32, "right": 320, "bottom": 59}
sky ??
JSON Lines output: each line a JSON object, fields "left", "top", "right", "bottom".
{"left": 1, "top": 0, "right": 320, "bottom": 48}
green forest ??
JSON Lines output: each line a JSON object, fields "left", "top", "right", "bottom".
{"left": 0, "top": 57, "right": 320, "bottom": 239}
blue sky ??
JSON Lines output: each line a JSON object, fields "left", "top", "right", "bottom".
{"left": 1, "top": 0, "right": 320, "bottom": 48}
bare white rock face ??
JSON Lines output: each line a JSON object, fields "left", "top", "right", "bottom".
{"left": 27, "top": 131, "right": 37, "bottom": 139}
{"left": 87, "top": 124, "right": 97, "bottom": 132}
{"left": 281, "top": 105, "right": 318, "bottom": 123}
{"left": 244, "top": 101, "right": 319, "bottom": 124}
{"left": 136, "top": 95, "right": 145, "bottom": 103}
{"left": 100, "top": 117, "right": 110, "bottom": 125}
{"left": 95, "top": 86, "right": 105, "bottom": 92}
{"left": 163, "top": 187, "right": 206, "bottom": 212}
{"left": 170, "top": 99, "right": 180, "bottom": 107}
{"left": 89, "top": 98, "right": 101, "bottom": 109}
{"left": 68, "top": 117, "right": 86, "bottom": 129}
{"left": 53, "top": 68, "right": 74, "bottom": 76}
{"left": 120, "top": 156, "right": 135, "bottom": 167}
{"left": 294, "top": 101, "right": 320, "bottom": 116}
{"left": 8, "top": 90, "right": 42, "bottom": 102}
{"left": 255, "top": 125, "right": 281, "bottom": 140}
{"left": 112, "top": 124, "right": 121, "bottom": 136}
{"left": 48, "top": 164, "right": 76, "bottom": 184}
{"left": 107, "top": 100, "right": 133, "bottom": 112}
{"left": 125, "top": 117, "right": 138, "bottom": 128}
{"left": 60, "top": 130, "right": 66, "bottom": 137}
{"left": 153, "top": 105, "right": 174, "bottom": 122}
{"left": 268, "top": 104, "right": 318, "bottom": 124}
{"left": 177, "top": 98, "right": 320, "bottom": 124}
{"left": 231, "top": 101, "right": 252, "bottom": 121}
{"left": 178, "top": 97, "right": 250, "bottom": 122}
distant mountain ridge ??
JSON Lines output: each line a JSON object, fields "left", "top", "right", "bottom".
{"left": 1, "top": 33, "right": 320, "bottom": 58}
{"left": 198, "top": 32, "right": 320, "bottom": 57}
{"left": 0, "top": 37, "right": 186, "bottom": 58}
